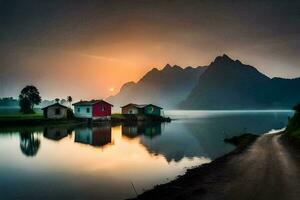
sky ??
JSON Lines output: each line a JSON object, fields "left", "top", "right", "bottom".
{"left": 0, "top": 0, "right": 299, "bottom": 101}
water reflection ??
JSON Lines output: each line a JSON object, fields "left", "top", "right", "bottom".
{"left": 0, "top": 110, "right": 294, "bottom": 200}
{"left": 122, "top": 122, "right": 162, "bottom": 139}
{"left": 19, "top": 131, "right": 40, "bottom": 157}
{"left": 75, "top": 125, "right": 112, "bottom": 147}
{"left": 44, "top": 126, "right": 73, "bottom": 141}
{"left": 14, "top": 111, "right": 293, "bottom": 161}
{"left": 140, "top": 111, "right": 293, "bottom": 162}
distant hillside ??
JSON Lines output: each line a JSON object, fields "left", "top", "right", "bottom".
{"left": 180, "top": 54, "right": 300, "bottom": 109}
{"left": 107, "top": 64, "right": 207, "bottom": 108}
{"left": 0, "top": 98, "right": 65, "bottom": 108}
{"left": 0, "top": 97, "right": 19, "bottom": 107}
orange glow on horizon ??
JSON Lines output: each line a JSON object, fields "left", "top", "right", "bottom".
{"left": 15, "top": 37, "right": 215, "bottom": 101}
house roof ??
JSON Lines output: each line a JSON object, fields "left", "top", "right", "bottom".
{"left": 121, "top": 103, "right": 146, "bottom": 108}
{"left": 121, "top": 103, "right": 162, "bottom": 109}
{"left": 42, "top": 103, "right": 68, "bottom": 110}
{"left": 146, "top": 104, "right": 163, "bottom": 109}
{"left": 72, "top": 99, "right": 113, "bottom": 107}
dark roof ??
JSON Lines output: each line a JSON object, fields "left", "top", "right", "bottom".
{"left": 121, "top": 103, "right": 162, "bottom": 109}
{"left": 146, "top": 104, "right": 163, "bottom": 109}
{"left": 42, "top": 103, "right": 68, "bottom": 110}
{"left": 72, "top": 99, "right": 113, "bottom": 106}
{"left": 121, "top": 103, "right": 146, "bottom": 108}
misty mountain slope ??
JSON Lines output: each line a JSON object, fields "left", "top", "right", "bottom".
{"left": 268, "top": 77, "right": 300, "bottom": 108}
{"left": 107, "top": 64, "right": 207, "bottom": 108}
{"left": 180, "top": 54, "right": 300, "bottom": 109}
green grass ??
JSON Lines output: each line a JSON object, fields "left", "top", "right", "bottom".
{"left": 111, "top": 113, "right": 126, "bottom": 119}
{"left": 224, "top": 133, "right": 258, "bottom": 148}
{"left": 288, "top": 129, "right": 300, "bottom": 141}
{"left": 0, "top": 107, "right": 80, "bottom": 127}
{"left": 0, "top": 107, "right": 42, "bottom": 116}
{"left": 0, "top": 114, "right": 43, "bottom": 120}
{"left": 286, "top": 112, "right": 300, "bottom": 142}
{"left": 0, "top": 107, "right": 43, "bottom": 121}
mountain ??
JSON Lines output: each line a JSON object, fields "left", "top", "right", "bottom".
{"left": 107, "top": 64, "right": 207, "bottom": 108}
{"left": 180, "top": 54, "right": 300, "bottom": 109}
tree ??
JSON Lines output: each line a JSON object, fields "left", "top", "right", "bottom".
{"left": 19, "top": 85, "right": 42, "bottom": 113}
{"left": 55, "top": 98, "right": 60, "bottom": 103}
{"left": 60, "top": 99, "right": 67, "bottom": 105}
{"left": 67, "top": 96, "right": 73, "bottom": 107}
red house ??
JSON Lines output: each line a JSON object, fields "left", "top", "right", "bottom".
{"left": 73, "top": 100, "right": 113, "bottom": 120}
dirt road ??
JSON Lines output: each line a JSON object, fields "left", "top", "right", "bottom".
{"left": 207, "top": 133, "right": 300, "bottom": 200}
{"left": 134, "top": 133, "right": 300, "bottom": 200}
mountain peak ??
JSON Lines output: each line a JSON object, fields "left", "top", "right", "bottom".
{"left": 120, "top": 81, "right": 135, "bottom": 91}
{"left": 172, "top": 65, "right": 183, "bottom": 70}
{"left": 161, "top": 64, "right": 183, "bottom": 71}
{"left": 164, "top": 64, "right": 172, "bottom": 69}
{"left": 213, "top": 54, "right": 234, "bottom": 64}
{"left": 150, "top": 67, "right": 159, "bottom": 72}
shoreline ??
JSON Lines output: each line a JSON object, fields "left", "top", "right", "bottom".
{"left": 0, "top": 115, "right": 171, "bottom": 128}
{"left": 0, "top": 117, "right": 86, "bottom": 127}
{"left": 128, "top": 133, "right": 258, "bottom": 200}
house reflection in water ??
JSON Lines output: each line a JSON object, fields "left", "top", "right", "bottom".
{"left": 75, "top": 125, "right": 112, "bottom": 147}
{"left": 122, "top": 122, "right": 162, "bottom": 139}
{"left": 43, "top": 127, "right": 73, "bottom": 141}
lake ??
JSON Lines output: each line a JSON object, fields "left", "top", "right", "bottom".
{"left": 0, "top": 110, "right": 293, "bottom": 200}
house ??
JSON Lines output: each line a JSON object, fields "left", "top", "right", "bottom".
{"left": 42, "top": 103, "right": 69, "bottom": 119}
{"left": 72, "top": 99, "right": 113, "bottom": 119}
{"left": 121, "top": 103, "right": 163, "bottom": 116}
{"left": 121, "top": 104, "right": 146, "bottom": 115}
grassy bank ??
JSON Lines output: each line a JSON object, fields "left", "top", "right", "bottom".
{"left": 285, "top": 109, "right": 300, "bottom": 142}
{"left": 224, "top": 133, "right": 258, "bottom": 151}
{"left": 0, "top": 113, "right": 43, "bottom": 120}
{"left": 0, "top": 107, "right": 42, "bottom": 115}
{"left": 0, "top": 113, "right": 170, "bottom": 127}
{"left": 0, "top": 114, "right": 84, "bottom": 127}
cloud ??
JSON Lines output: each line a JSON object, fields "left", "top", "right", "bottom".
{"left": 0, "top": 0, "right": 299, "bottom": 98}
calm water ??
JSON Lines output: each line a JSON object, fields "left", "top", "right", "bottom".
{"left": 0, "top": 110, "right": 293, "bottom": 200}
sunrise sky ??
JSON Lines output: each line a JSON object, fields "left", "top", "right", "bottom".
{"left": 0, "top": 0, "right": 299, "bottom": 100}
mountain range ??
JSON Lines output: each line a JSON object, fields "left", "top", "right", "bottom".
{"left": 108, "top": 54, "right": 300, "bottom": 110}
{"left": 107, "top": 64, "right": 206, "bottom": 108}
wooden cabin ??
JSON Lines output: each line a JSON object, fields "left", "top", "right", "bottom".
{"left": 121, "top": 103, "right": 162, "bottom": 116}
{"left": 73, "top": 100, "right": 113, "bottom": 120}
{"left": 42, "top": 103, "right": 69, "bottom": 119}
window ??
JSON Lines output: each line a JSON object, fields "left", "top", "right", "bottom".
{"left": 148, "top": 106, "right": 154, "bottom": 113}
{"left": 101, "top": 105, "right": 105, "bottom": 112}
{"left": 55, "top": 108, "right": 61, "bottom": 115}
{"left": 86, "top": 108, "right": 90, "bottom": 113}
{"left": 77, "top": 108, "right": 80, "bottom": 113}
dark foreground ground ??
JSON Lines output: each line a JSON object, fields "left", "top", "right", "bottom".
{"left": 131, "top": 133, "right": 300, "bottom": 200}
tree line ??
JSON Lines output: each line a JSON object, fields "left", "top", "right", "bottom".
{"left": 18, "top": 85, "right": 72, "bottom": 114}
